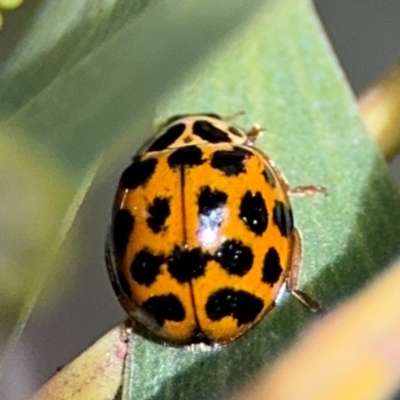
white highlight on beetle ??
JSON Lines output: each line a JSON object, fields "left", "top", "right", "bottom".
{"left": 197, "top": 207, "right": 226, "bottom": 247}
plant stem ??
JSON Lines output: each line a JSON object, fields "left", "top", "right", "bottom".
{"left": 359, "top": 61, "right": 400, "bottom": 161}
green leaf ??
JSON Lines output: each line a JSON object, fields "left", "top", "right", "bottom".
{"left": 0, "top": 0, "right": 153, "bottom": 114}
{"left": 0, "top": 0, "right": 265, "bottom": 377}
{"left": 121, "top": 0, "right": 400, "bottom": 399}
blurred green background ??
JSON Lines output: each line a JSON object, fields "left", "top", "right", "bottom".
{"left": 1, "top": 1, "right": 400, "bottom": 398}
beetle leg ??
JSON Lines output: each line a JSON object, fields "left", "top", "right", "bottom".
{"left": 245, "top": 124, "right": 265, "bottom": 146}
{"left": 268, "top": 161, "right": 327, "bottom": 196}
{"left": 242, "top": 123, "right": 327, "bottom": 196}
{"left": 223, "top": 110, "right": 246, "bottom": 121}
{"left": 287, "top": 228, "right": 322, "bottom": 312}
{"left": 289, "top": 185, "right": 327, "bottom": 196}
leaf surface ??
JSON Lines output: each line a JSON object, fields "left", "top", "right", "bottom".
{"left": 121, "top": 0, "right": 400, "bottom": 399}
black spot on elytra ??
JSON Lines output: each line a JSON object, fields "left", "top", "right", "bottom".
{"left": 120, "top": 158, "right": 157, "bottom": 189}
{"left": 262, "top": 168, "right": 276, "bottom": 188}
{"left": 205, "top": 289, "right": 264, "bottom": 326}
{"left": 167, "top": 145, "right": 204, "bottom": 168}
{"left": 215, "top": 240, "right": 254, "bottom": 276}
{"left": 239, "top": 191, "right": 268, "bottom": 236}
{"left": 192, "top": 120, "right": 231, "bottom": 143}
{"left": 198, "top": 186, "right": 227, "bottom": 216}
{"left": 273, "top": 200, "right": 294, "bottom": 237}
{"left": 210, "top": 147, "right": 251, "bottom": 176}
{"left": 146, "top": 197, "right": 170, "bottom": 233}
{"left": 130, "top": 249, "right": 165, "bottom": 286}
{"left": 168, "top": 247, "right": 211, "bottom": 283}
{"left": 262, "top": 247, "right": 283, "bottom": 285}
{"left": 228, "top": 126, "right": 243, "bottom": 137}
{"left": 148, "top": 124, "right": 186, "bottom": 152}
{"left": 142, "top": 294, "right": 185, "bottom": 326}
{"left": 113, "top": 209, "right": 134, "bottom": 258}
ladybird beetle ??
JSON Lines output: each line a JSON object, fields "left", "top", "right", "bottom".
{"left": 106, "top": 113, "right": 324, "bottom": 345}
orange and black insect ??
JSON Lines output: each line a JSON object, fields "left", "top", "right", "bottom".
{"left": 106, "top": 113, "right": 323, "bottom": 344}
